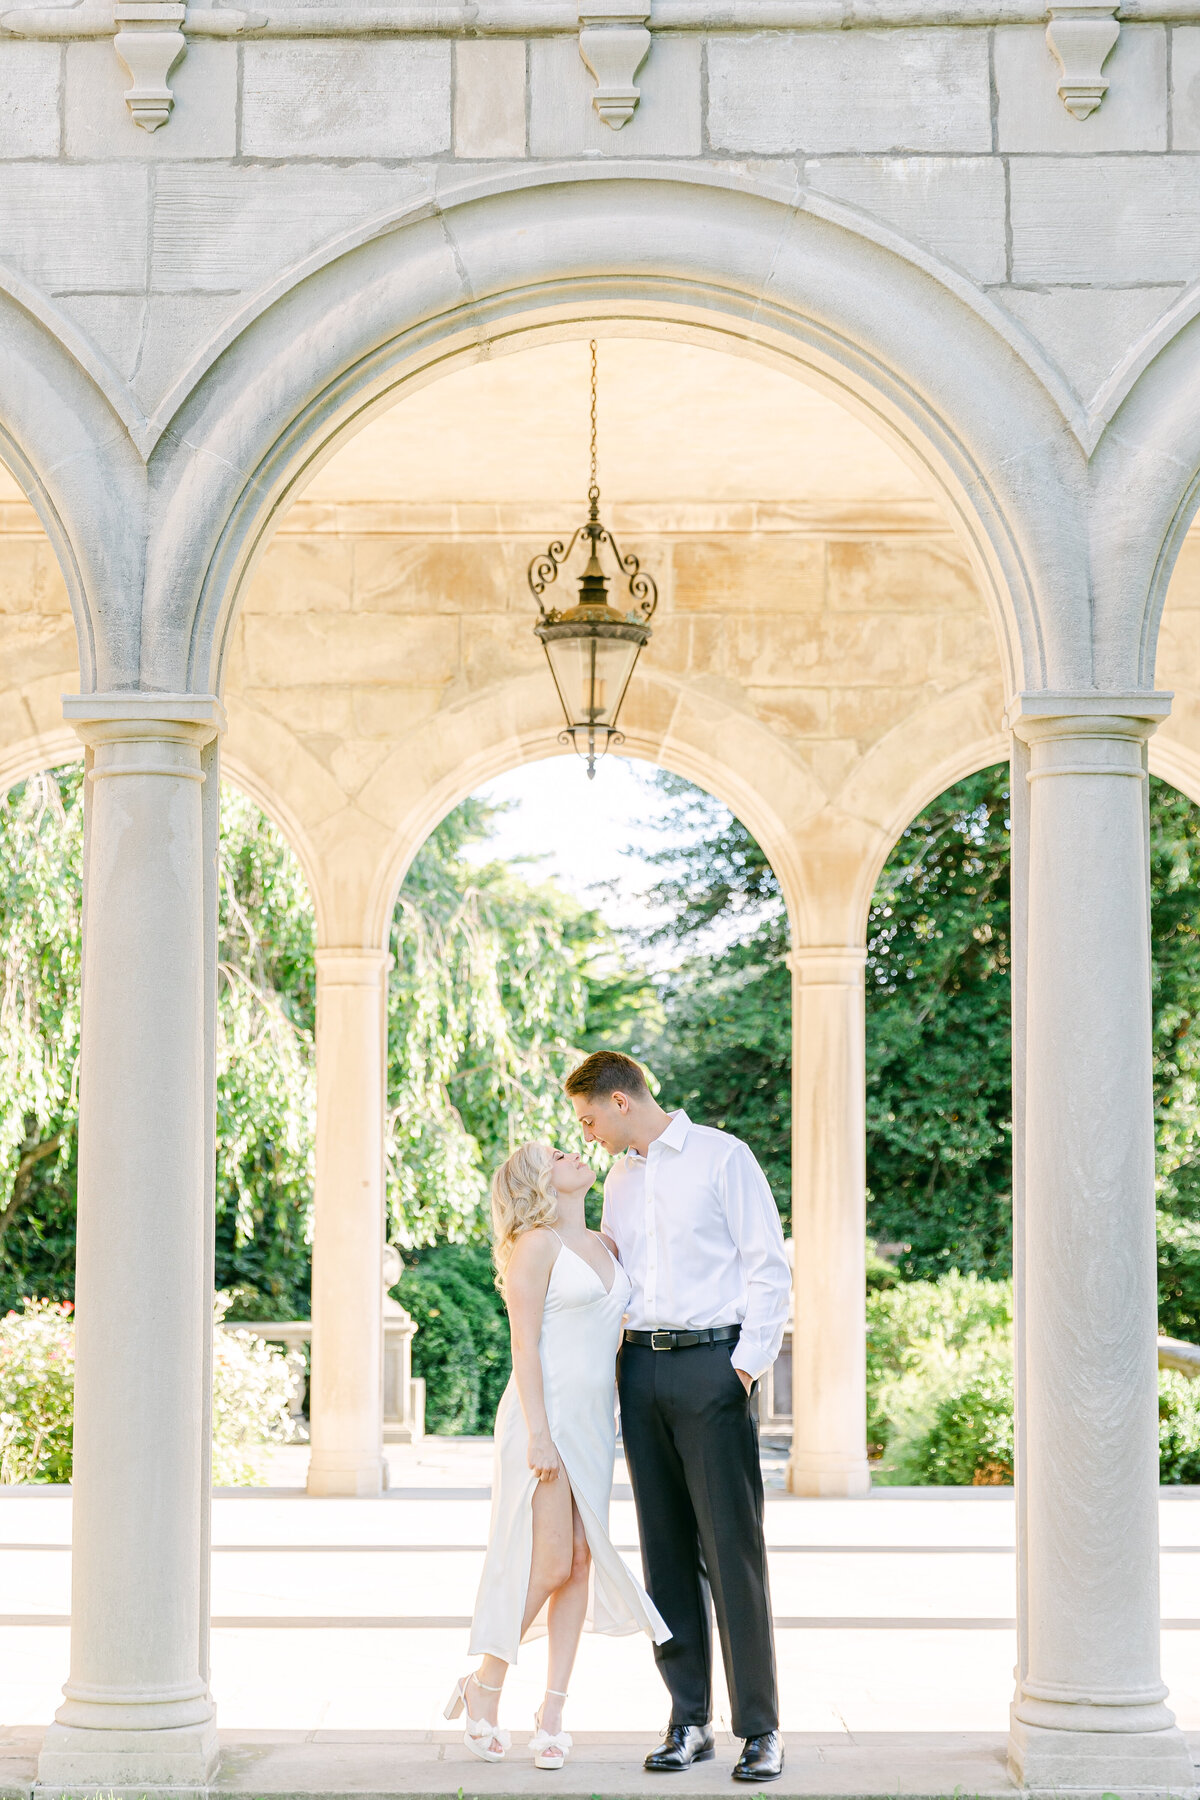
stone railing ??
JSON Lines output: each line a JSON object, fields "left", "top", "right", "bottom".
{"left": 1159, "top": 1335, "right": 1200, "bottom": 1376}
{"left": 222, "top": 1309, "right": 426, "bottom": 1443}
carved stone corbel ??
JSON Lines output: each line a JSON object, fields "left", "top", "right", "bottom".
{"left": 578, "top": 0, "right": 651, "bottom": 129}
{"left": 1045, "top": 3, "right": 1120, "bottom": 120}
{"left": 113, "top": 0, "right": 187, "bottom": 131}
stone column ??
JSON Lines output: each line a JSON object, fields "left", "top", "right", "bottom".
{"left": 306, "top": 947, "right": 389, "bottom": 1497}
{"left": 38, "top": 695, "right": 224, "bottom": 1793}
{"left": 1008, "top": 692, "right": 1194, "bottom": 1794}
{"left": 787, "top": 947, "right": 871, "bottom": 1498}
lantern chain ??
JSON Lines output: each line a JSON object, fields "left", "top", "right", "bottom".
{"left": 588, "top": 338, "right": 599, "bottom": 514}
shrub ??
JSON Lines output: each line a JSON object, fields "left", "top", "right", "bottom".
{"left": 0, "top": 1300, "right": 74, "bottom": 1483}
{"left": 413, "top": 1244, "right": 510, "bottom": 1427}
{"left": 0, "top": 1296, "right": 300, "bottom": 1486}
{"left": 897, "top": 1365, "right": 1015, "bottom": 1486}
{"left": 212, "top": 1298, "right": 303, "bottom": 1486}
{"left": 402, "top": 1268, "right": 481, "bottom": 1433}
{"left": 1159, "top": 1369, "right": 1200, "bottom": 1483}
{"left": 867, "top": 1272, "right": 1012, "bottom": 1471}
{"left": 869, "top": 1284, "right": 1200, "bottom": 1486}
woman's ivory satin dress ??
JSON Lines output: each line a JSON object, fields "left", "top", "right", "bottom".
{"left": 468, "top": 1235, "right": 671, "bottom": 1663}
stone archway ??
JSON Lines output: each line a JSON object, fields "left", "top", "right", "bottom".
{"left": 32, "top": 170, "right": 1196, "bottom": 1800}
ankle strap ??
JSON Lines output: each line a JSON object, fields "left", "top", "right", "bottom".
{"left": 470, "top": 1672, "right": 504, "bottom": 1692}
{"left": 545, "top": 1688, "right": 568, "bottom": 1699}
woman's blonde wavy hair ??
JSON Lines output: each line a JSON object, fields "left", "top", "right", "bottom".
{"left": 491, "top": 1142, "right": 560, "bottom": 1287}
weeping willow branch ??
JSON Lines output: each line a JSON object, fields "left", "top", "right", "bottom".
{"left": 0, "top": 1126, "right": 70, "bottom": 1261}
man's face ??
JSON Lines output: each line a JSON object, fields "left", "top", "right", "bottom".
{"left": 571, "top": 1089, "right": 633, "bottom": 1155}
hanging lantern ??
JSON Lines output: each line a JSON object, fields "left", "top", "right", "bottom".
{"left": 529, "top": 341, "right": 657, "bottom": 779}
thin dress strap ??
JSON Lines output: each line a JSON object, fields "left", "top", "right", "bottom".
{"left": 544, "top": 1227, "right": 563, "bottom": 1247}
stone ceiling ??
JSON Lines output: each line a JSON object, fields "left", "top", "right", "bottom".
{"left": 300, "top": 337, "right": 937, "bottom": 521}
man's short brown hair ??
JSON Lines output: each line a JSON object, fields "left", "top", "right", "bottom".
{"left": 565, "top": 1050, "right": 649, "bottom": 1101}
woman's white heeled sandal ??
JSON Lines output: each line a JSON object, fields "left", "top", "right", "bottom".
{"left": 531, "top": 1688, "right": 572, "bottom": 1770}
{"left": 444, "top": 1672, "right": 510, "bottom": 1763}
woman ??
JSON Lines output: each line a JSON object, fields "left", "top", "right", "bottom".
{"left": 446, "top": 1142, "right": 670, "bottom": 1766}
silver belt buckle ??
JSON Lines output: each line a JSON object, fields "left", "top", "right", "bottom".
{"left": 650, "top": 1329, "right": 674, "bottom": 1350}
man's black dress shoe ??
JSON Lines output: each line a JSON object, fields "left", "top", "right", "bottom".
{"left": 732, "top": 1731, "right": 785, "bottom": 1782}
{"left": 644, "top": 1724, "right": 716, "bottom": 1771}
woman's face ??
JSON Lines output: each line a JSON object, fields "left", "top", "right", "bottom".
{"left": 549, "top": 1146, "right": 594, "bottom": 1198}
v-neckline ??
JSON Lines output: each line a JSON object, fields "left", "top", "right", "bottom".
{"left": 559, "top": 1238, "right": 618, "bottom": 1298}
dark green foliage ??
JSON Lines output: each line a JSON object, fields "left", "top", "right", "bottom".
{"left": 637, "top": 775, "right": 791, "bottom": 1211}
{"left": 865, "top": 1272, "right": 1013, "bottom": 1467}
{"left": 648, "top": 958, "right": 791, "bottom": 1220}
{"left": 0, "top": 1138, "right": 79, "bottom": 1317}
{"left": 639, "top": 769, "right": 1016, "bottom": 1258}
{"left": 865, "top": 768, "right": 1012, "bottom": 1277}
{"left": 1150, "top": 778, "right": 1200, "bottom": 1341}
{"left": 905, "top": 1367, "right": 1016, "bottom": 1487}
{"left": 401, "top": 1270, "right": 481, "bottom": 1435}
{"left": 408, "top": 1243, "right": 511, "bottom": 1427}
{"left": 399, "top": 1242, "right": 515, "bottom": 1434}
{"left": 639, "top": 764, "right": 1200, "bottom": 1320}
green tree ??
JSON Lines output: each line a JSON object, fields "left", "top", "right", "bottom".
{"left": 213, "top": 788, "right": 317, "bottom": 1319}
{"left": 637, "top": 775, "right": 791, "bottom": 1212}
{"left": 865, "top": 768, "right": 1012, "bottom": 1275}
{"left": 387, "top": 798, "right": 658, "bottom": 1247}
{"left": 0, "top": 773, "right": 320, "bottom": 1320}
{"left": 639, "top": 769, "right": 1014, "bottom": 1269}
{"left": 1149, "top": 777, "right": 1200, "bottom": 1339}
{"left": 0, "top": 770, "right": 83, "bottom": 1312}
{"left": 0, "top": 774, "right": 657, "bottom": 1327}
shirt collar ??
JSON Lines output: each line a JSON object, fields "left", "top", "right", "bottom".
{"left": 629, "top": 1109, "right": 691, "bottom": 1162}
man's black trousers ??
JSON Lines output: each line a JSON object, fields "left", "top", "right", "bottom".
{"left": 617, "top": 1340, "right": 778, "bottom": 1739}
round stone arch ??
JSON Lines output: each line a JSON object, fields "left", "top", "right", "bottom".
{"left": 226, "top": 664, "right": 821, "bottom": 955}
{"left": 219, "top": 749, "right": 330, "bottom": 944}
{"left": 366, "top": 731, "right": 808, "bottom": 959}
{"left": 0, "top": 729, "right": 83, "bottom": 801}
{"left": 835, "top": 680, "right": 1012, "bottom": 940}
{"left": 136, "top": 167, "right": 1098, "bottom": 709}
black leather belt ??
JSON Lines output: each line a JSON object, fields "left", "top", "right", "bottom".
{"left": 623, "top": 1325, "right": 741, "bottom": 1351}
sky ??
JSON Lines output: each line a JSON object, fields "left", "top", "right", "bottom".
{"left": 458, "top": 754, "right": 695, "bottom": 944}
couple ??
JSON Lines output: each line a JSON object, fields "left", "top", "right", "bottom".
{"left": 445, "top": 1050, "right": 790, "bottom": 1782}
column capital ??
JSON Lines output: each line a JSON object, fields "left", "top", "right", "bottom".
{"left": 1006, "top": 690, "right": 1171, "bottom": 748}
{"left": 315, "top": 947, "right": 393, "bottom": 986}
{"left": 64, "top": 691, "right": 226, "bottom": 751}
{"left": 787, "top": 946, "right": 867, "bottom": 984}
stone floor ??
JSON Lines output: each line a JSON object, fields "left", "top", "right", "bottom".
{"left": 1, "top": 1442, "right": 1199, "bottom": 1796}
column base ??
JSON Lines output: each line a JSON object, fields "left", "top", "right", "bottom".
{"left": 1008, "top": 1714, "right": 1198, "bottom": 1797}
{"left": 306, "top": 1449, "right": 388, "bottom": 1496}
{"left": 36, "top": 1717, "right": 220, "bottom": 1795}
{"left": 787, "top": 1453, "right": 871, "bottom": 1497}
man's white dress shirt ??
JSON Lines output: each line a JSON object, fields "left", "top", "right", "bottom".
{"left": 601, "top": 1110, "right": 790, "bottom": 1382}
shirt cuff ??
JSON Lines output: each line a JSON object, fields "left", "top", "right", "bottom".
{"left": 731, "top": 1343, "right": 775, "bottom": 1384}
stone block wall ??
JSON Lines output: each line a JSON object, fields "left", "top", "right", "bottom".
{"left": 0, "top": 16, "right": 1193, "bottom": 425}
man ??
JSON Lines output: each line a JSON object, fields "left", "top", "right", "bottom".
{"left": 565, "top": 1050, "right": 790, "bottom": 1783}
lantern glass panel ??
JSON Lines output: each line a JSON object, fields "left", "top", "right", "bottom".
{"left": 543, "top": 631, "right": 641, "bottom": 729}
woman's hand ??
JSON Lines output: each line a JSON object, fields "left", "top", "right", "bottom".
{"left": 528, "top": 1429, "right": 561, "bottom": 1481}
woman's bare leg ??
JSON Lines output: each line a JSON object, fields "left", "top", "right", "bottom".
{"left": 522, "top": 1472, "right": 575, "bottom": 1633}
{"left": 541, "top": 1496, "right": 590, "bottom": 1736}
{"left": 470, "top": 1476, "right": 574, "bottom": 1744}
